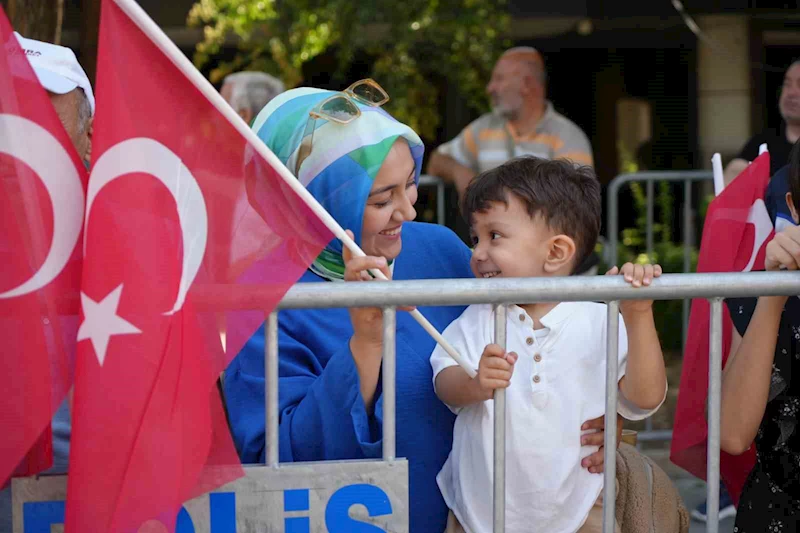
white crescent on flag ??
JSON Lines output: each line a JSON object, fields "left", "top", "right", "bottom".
{"left": 79, "top": 138, "right": 209, "bottom": 365}
{"left": 85, "top": 137, "right": 208, "bottom": 314}
{"left": 0, "top": 113, "right": 85, "bottom": 299}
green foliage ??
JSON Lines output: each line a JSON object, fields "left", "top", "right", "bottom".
{"left": 188, "top": 0, "right": 511, "bottom": 139}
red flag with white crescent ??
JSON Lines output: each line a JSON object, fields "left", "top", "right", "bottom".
{"left": 671, "top": 152, "right": 773, "bottom": 504}
{"left": 65, "top": 0, "right": 332, "bottom": 530}
{"left": 0, "top": 7, "right": 87, "bottom": 485}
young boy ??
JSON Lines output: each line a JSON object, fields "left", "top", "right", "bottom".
{"left": 430, "top": 156, "right": 668, "bottom": 533}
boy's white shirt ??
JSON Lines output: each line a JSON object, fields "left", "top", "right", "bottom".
{"left": 430, "top": 302, "right": 667, "bottom": 533}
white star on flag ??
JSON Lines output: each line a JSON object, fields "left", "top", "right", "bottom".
{"left": 78, "top": 284, "right": 141, "bottom": 366}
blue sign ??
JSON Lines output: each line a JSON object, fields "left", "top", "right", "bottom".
{"left": 22, "top": 484, "right": 392, "bottom": 533}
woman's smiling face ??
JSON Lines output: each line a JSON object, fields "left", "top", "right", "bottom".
{"left": 360, "top": 139, "right": 418, "bottom": 260}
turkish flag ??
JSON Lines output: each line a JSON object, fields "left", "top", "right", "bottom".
{"left": 0, "top": 8, "right": 86, "bottom": 484}
{"left": 65, "top": 0, "right": 332, "bottom": 531}
{"left": 671, "top": 152, "right": 773, "bottom": 504}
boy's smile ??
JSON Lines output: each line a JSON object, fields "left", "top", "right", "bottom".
{"left": 469, "top": 192, "right": 557, "bottom": 280}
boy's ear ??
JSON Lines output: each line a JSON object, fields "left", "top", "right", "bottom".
{"left": 543, "top": 234, "right": 576, "bottom": 274}
{"left": 786, "top": 192, "right": 799, "bottom": 224}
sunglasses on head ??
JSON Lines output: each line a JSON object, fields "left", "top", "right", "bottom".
{"left": 295, "top": 78, "right": 390, "bottom": 176}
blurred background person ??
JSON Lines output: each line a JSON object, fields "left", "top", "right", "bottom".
{"left": 220, "top": 70, "right": 284, "bottom": 125}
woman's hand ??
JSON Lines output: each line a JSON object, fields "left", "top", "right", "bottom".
{"left": 342, "top": 230, "right": 393, "bottom": 348}
{"left": 765, "top": 225, "right": 800, "bottom": 271}
{"left": 580, "top": 414, "right": 624, "bottom": 474}
{"left": 341, "top": 230, "right": 413, "bottom": 413}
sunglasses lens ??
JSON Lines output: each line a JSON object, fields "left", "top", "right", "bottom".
{"left": 318, "top": 95, "right": 360, "bottom": 122}
{"left": 350, "top": 80, "right": 389, "bottom": 105}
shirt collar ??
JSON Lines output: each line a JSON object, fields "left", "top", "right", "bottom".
{"left": 510, "top": 301, "right": 577, "bottom": 331}
{"left": 537, "top": 100, "right": 556, "bottom": 132}
{"left": 505, "top": 100, "right": 555, "bottom": 139}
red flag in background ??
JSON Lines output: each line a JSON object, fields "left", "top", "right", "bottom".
{"left": 671, "top": 152, "right": 773, "bottom": 504}
{"left": 65, "top": 0, "right": 332, "bottom": 530}
{"left": 0, "top": 8, "right": 87, "bottom": 484}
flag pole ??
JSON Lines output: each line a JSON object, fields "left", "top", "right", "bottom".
{"left": 711, "top": 153, "right": 724, "bottom": 196}
{"left": 109, "top": 0, "right": 475, "bottom": 377}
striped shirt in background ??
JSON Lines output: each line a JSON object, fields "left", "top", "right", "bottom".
{"left": 435, "top": 101, "right": 593, "bottom": 173}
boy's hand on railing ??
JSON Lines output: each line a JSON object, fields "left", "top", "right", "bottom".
{"left": 606, "top": 262, "right": 663, "bottom": 314}
{"left": 765, "top": 225, "right": 800, "bottom": 271}
{"left": 475, "top": 344, "right": 517, "bottom": 401}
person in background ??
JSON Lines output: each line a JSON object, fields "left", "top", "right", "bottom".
{"left": 426, "top": 47, "right": 593, "bottom": 200}
{"left": 693, "top": 63, "right": 800, "bottom": 523}
{"left": 14, "top": 32, "right": 93, "bottom": 166}
{"left": 724, "top": 60, "right": 800, "bottom": 185}
{"left": 426, "top": 47, "right": 597, "bottom": 274}
{"left": 719, "top": 141, "right": 800, "bottom": 532}
{"left": 220, "top": 71, "right": 284, "bottom": 125}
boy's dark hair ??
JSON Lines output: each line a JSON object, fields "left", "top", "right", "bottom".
{"left": 790, "top": 139, "right": 800, "bottom": 215}
{"left": 462, "top": 156, "right": 602, "bottom": 274}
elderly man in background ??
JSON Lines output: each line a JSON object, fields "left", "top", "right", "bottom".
{"left": 724, "top": 60, "right": 800, "bottom": 185}
{"left": 14, "top": 32, "right": 94, "bottom": 166}
{"left": 220, "top": 71, "right": 284, "bottom": 125}
{"left": 427, "top": 46, "right": 598, "bottom": 274}
{"left": 427, "top": 46, "right": 593, "bottom": 199}
{"left": 0, "top": 34, "right": 95, "bottom": 533}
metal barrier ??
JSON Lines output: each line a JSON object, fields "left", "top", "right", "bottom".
{"left": 607, "top": 171, "right": 714, "bottom": 443}
{"left": 607, "top": 171, "right": 714, "bottom": 342}
{"left": 418, "top": 174, "right": 446, "bottom": 226}
{"left": 14, "top": 271, "right": 800, "bottom": 533}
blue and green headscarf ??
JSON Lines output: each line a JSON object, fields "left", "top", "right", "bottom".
{"left": 251, "top": 87, "right": 424, "bottom": 281}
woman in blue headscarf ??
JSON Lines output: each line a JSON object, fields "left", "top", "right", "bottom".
{"left": 223, "top": 81, "right": 613, "bottom": 532}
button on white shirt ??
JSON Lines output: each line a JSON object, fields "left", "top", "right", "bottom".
{"left": 430, "top": 302, "right": 665, "bottom": 533}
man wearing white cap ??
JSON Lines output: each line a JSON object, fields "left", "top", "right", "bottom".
{"left": 14, "top": 32, "right": 95, "bottom": 165}
{"left": 0, "top": 34, "right": 95, "bottom": 533}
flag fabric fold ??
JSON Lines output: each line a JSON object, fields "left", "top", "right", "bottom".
{"left": 671, "top": 152, "right": 773, "bottom": 504}
{"left": 66, "top": 0, "right": 332, "bottom": 530}
{"left": 0, "top": 6, "right": 87, "bottom": 485}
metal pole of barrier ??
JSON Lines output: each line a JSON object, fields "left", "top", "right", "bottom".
{"left": 644, "top": 181, "right": 655, "bottom": 435}
{"left": 420, "top": 174, "right": 447, "bottom": 227}
{"left": 682, "top": 180, "right": 693, "bottom": 352}
{"left": 437, "top": 179, "right": 446, "bottom": 226}
{"left": 493, "top": 304, "right": 507, "bottom": 532}
{"left": 603, "top": 302, "right": 620, "bottom": 533}
{"left": 607, "top": 184, "right": 618, "bottom": 269}
{"left": 706, "top": 298, "right": 723, "bottom": 532}
{"left": 265, "top": 312, "right": 279, "bottom": 467}
{"left": 264, "top": 271, "right": 800, "bottom": 310}
{"left": 646, "top": 180, "right": 654, "bottom": 258}
{"left": 382, "top": 306, "right": 397, "bottom": 461}
{"left": 605, "top": 171, "right": 712, "bottom": 286}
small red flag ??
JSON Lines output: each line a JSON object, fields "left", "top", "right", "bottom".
{"left": 671, "top": 152, "right": 773, "bottom": 504}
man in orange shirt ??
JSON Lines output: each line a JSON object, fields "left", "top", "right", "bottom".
{"left": 427, "top": 47, "right": 593, "bottom": 199}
